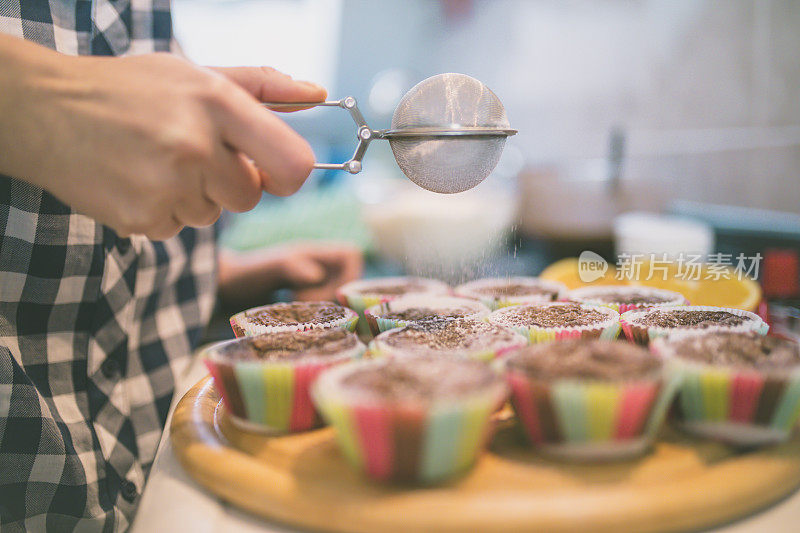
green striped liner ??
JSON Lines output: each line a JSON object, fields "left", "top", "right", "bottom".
{"left": 311, "top": 357, "right": 507, "bottom": 483}
{"left": 654, "top": 334, "right": 800, "bottom": 445}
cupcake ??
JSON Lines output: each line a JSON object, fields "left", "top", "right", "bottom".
{"left": 455, "top": 276, "right": 565, "bottom": 310}
{"left": 368, "top": 319, "right": 528, "bottom": 362}
{"left": 620, "top": 306, "right": 768, "bottom": 345}
{"left": 487, "top": 302, "right": 621, "bottom": 344}
{"left": 312, "top": 355, "right": 508, "bottom": 483}
{"left": 565, "top": 285, "right": 687, "bottom": 313}
{"left": 653, "top": 331, "right": 800, "bottom": 446}
{"left": 336, "top": 277, "right": 451, "bottom": 335}
{"left": 364, "top": 294, "right": 491, "bottom": 336}
{"left": 504, "top": 339, "right": 679, "bottom": 460}
{"left": 229, "top": 301, "right": 358, "bottom": 337}
{"left": 204, "top": 328, "right": 366, "bottom": 433}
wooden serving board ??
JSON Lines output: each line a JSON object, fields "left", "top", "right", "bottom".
{"left": 171, "top": 377, "right": 800, "bottom": 533}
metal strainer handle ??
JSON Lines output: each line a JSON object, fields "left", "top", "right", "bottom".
{"left": 263, "top": 97, "right": 373, "bottom": 175}
{"left": 264, "top": 78, "right": 518, "bottom": 190}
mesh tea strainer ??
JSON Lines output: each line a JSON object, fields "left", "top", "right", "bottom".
{"left": 264, "top": 73, "right": 516, "bottom": 194}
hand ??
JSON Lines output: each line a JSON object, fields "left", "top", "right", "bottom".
{"left": 218, "top": 242, "right": 363, "bottom": 307}
{"left": 0, "top": 35, "right": 326, "bottom": 240}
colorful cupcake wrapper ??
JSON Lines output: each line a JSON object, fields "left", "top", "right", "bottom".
{"left": 505, "top": 369, "right": 680, "bottom": 459}
{"left": 565, "top": 286, "right": 688, "bottom": 314}
{"left": 336, "top": 278, "right": 451, "bottom": 335}
{"left": 620, "top": 306, "right": 769, "bottom": 345}
{"left": 311, "top": 361, "right": 508, "bottom": 483}
{"left": 487, "top": 303, "right": 621, "bottom": 344}
{"left": 336, "top": 292, "right": 388, "bottom": 336}
{"left": 652, "top": 339, "right": 800, "bottom": 443}
{"left": 363, "top": 296, "right": 491, "bottom": 336}
{"left": 368, "top": 331, "right": 528, "bottom": 363}
{"left": 454, "top": 277, "right": 566, "bottom": 311}
{"left": 230, "top": 305, "right": 359, "bottom": 338}
{"left": 203, "top": 341, "right": 366, "bottom": 433}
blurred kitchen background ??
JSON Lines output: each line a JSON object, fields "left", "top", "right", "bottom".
{"left": 173, "top": 0, "right": 800, "bottom": 333}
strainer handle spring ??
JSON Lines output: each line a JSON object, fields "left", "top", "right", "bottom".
{"left": 262, "top": 97, "right": 375, "bottom": 175}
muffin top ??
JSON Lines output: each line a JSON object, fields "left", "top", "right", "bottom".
{"left": 341, "top": 277, "right": 449, "bottom": 297}
{"left": 507, "top": 339, "right": 661, "bottom": 380}
{"left": 380, "top": 305, "right": 478, "bottom": 322}
{"left": 216, "top": 328, "right": 360, "bottom": 362}
{"left": 631, "top": 309, "right": 745, "bottom": 329}
{"left": 568, "top": 286, "right": 684, "bottom": 306}
{"left": 490, "top": 302, "right": 614, "bottom": 328}
{"left": 340, "top": 355, "right": 502, "bottom": 402}
{"left": 666, "top": 331, "right": 800, "bottom": 371}
{"left": 243, "top": 302, "right": 348, "bottom": 327}
{"left": 371, "top": 295, "right": 489, "bottom": 323}
{"left": 379, "top": 319, "right": 524, "bottom": 353}
{"left": 457, "top": 277, "right": 562, "bottom": 301}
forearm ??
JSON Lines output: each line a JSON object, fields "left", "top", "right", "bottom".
{"left": 0, "top": 33, "right": 77, "bottom": 186}
{"left": 0, "top": 36, "right": 322, "bottom": 240}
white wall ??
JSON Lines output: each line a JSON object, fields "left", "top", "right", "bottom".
{"left": 336, "top": 0, "right": 800, "bottom": 212}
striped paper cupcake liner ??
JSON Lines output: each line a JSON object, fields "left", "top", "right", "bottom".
{"left": 653, "top": 339, "right": 800, "bottom": 446}
{"left": 336, "top": 292, "right": 386, "bottom": 336}
{"left": 565, "top": 286, "right": 688, "bottom": 314}
{"left": 487, "top": 303, "right": 621, "bottom": 345}
{"left": 505, "top": 370, "right": 680, "bottom": 461}
{"left": 336, "top": 278, "right": 451, "bottom": 336}
{"left": 230, "top": 305, "right": 359, "bottom": 338}
{"left": 311, "top": 361, "right": 508, "bottom": 483}
{"left": 363, "top": 295, "right": 491, "bottom": 336}
{"left": 203, "top": 341, "right": 366, "bottom": 433}
{"left": 454, "top": 277, "right": 566, "bottom": 311}
{"left": 620, "top": 306, "right": 769, "bottom": 346}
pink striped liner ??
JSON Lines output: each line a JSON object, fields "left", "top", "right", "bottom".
{"left": 495, "top": 344, "right": 524, "bottom": 360}
{"left": 204, "top": 360, "right": 233, "bottom": 413}
{"left": 507, "top": 373, "right": 543, "bottom": 443}
{"left": 729, "top": 373, "right": 765, "bottom": 423}
{"left": 620, "top": 321, "right": 633, "bottom": 339}
{"left": 353, "top": 406, "right": 394, "bottom": 480}
{"left": 288, "top": 363, "right": 320, "bottom": 432}
{"left": 556, "top": 329, "right": 582, "bottom": 340}
{"left": 618, "top": 303, "right": 645, "bottom": 314}
{"left": 615, "top": 382, "right": 658, "bottom": 439}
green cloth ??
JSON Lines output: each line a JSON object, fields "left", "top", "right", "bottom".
{"left": 220, "top": 186, "right": 373, "bottom": 253}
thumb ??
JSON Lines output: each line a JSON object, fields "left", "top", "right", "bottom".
{"left": 284, "top": 256, "right": 326, "bottom": 286}
{"left": 208, "top": 66, "right": 327, "bottom": 109}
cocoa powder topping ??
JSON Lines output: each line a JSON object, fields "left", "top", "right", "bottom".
{"left": 508, "top": 339, "right": 660, "bottom": 380}
{"left": 219, "top": 328, "right": 357, "bottom": 362}
{"left": 497, "top": 303, "right": 609, "bottom": 328}
{"left": 342, "top": 356, "right": 500, "bottom": 401}
{"left": 246, "top": 302, "right": 346, "bottom": 326}
{"left": 670, "top": 332, "right": 800, "bottom": 371}
{"left": 635, "top": 310, "right": 744, "bottom": 328}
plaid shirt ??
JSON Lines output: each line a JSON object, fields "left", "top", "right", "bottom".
{"left": 0, "top": 1, "right": 217, "bottom": 531}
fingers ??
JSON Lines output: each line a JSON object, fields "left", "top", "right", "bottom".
{"left": 283, "top": 254, "right": 326, "bottom": 286}
{"left": 287, "top": 244, "right": 364, "bottom": 302}
{"left": 309, "top": 244, "right": 364, "bottom": 286}
{"left": 146, "top": 215, "right": 184, "bottom": 241}
{"left": 205, "top": 144, "right": 262, "bottom": 212}
{"left": 208, "top": 66, "right": 327, "bottom": 109}
{"left": 173, "top": 192, "right": 222, "bottom": 228}
{"left": 211, "top": 81, "right": 317, "bottom": 196}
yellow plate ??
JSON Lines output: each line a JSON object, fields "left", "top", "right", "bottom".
{"left": 172, "top": 377, "right": 800, "bottom": 533}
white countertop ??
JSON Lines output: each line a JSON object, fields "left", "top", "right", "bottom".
{"left": 131, "top": 352, "right": 800, "bottom": 533}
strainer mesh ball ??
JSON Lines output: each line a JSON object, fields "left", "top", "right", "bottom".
{"left": 389, "top": 73, "right": 511, "bottom": 194}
